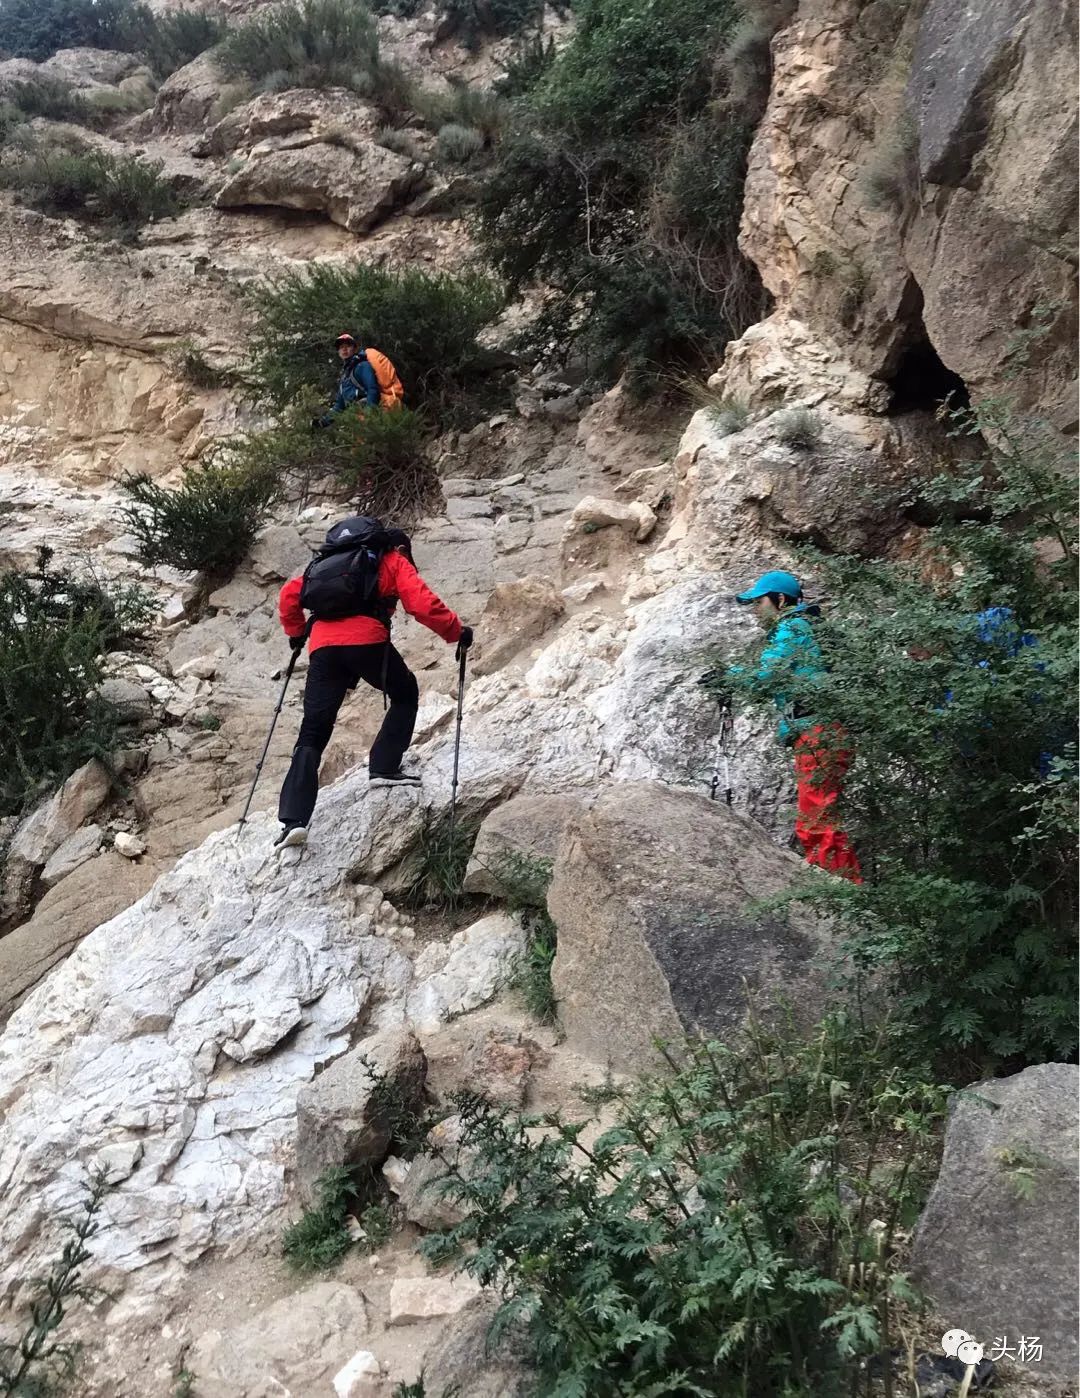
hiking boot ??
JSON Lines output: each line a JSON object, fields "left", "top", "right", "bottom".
{"left": 274, "top": 823, "right": 308, "bottom": 849}
{"left": 369, "top": 769, "right": 421, "bottom": 788}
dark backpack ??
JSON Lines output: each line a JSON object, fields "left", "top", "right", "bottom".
{"left": 299, "top": 515, "right": 393, "bottom": 624}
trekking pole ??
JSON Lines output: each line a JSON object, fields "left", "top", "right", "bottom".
{"left": 709, "top": 700, "right": 735, "bottom": 807}
{"left": 238, "top": 643, "right": 304, "bottom": 829}
{"left": 447, "top": 636, "right": 468, "bottom": 845}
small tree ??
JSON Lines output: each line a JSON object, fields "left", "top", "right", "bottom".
{"left": 120, "top": 460, "right": 280, "bottom": 578}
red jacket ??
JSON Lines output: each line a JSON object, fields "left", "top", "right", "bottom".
{"left": 279, "top": 549, "right": 462, "bottom": 653}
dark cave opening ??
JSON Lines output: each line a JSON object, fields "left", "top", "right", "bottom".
{"left": 886, "top": 327, "right": 970, "bottom": 416}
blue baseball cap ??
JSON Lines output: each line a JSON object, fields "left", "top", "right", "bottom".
{"left": 735, "top": 570, "right": 803, "bottom": 604}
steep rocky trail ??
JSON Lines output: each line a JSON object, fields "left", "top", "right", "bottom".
{"left": 0, "top": 0, "right": 1076, "bottom": 1393}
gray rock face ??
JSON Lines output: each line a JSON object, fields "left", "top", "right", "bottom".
{"left": 295, "top": 1028, "right": 426, "bottom": 1206}
{"left": 2, "top": 759, "right": 112, "bottom": 922}
{"left": 463, "top": 793, "right": 582, "bottom": 895}
{"left": 549, "top": 781, "right": 833, "bottom": 1073}
{"left": 40, "top": 824, "right": 103, "bottom": 888}
{"left": 908, "top": 0, "right": 1031, "bottom": 185}
{"left": 215, "top": 137, "right": 423, "bottom": 234}
{"left": 912, "top": 1063, "right": 1079, "bottom": 1385}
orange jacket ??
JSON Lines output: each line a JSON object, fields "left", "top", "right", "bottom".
{"left": 279, "top": 549, "right": 462, "bottom": 653}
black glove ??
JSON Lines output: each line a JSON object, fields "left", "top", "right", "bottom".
{"left": 456, "top": 625, "right": 474, "bottom": 658}
{"left": 310, "top": 414, "right": 333, "bottom": 431}
{"left": 289, "top": 635, "right": 306, "bottom": 653}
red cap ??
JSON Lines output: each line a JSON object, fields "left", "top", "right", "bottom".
{"left": 335, "top": 332, "right": 357, "bottom": 345}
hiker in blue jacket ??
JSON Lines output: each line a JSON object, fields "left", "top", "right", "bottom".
{"left": 312, "top": 332, "right": 379, "bottom": 429}
{"left": 731, "top": 569, "right": 862, "bottom": 881}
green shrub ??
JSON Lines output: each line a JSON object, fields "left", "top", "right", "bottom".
{"left": 681, "top": 380, "right": 750, "bottom": 436}
{"left": 435, "top": 121, "right": 484, "bottom": 165}
{"left": 5, "top": 76, "right": 95, "bottom": 125}
{"left": 119, "top": 459, "right": 280, "bottom": 577}
{"left": 0, "top": 548, "right": 153, "bottom": 817}
{"left": 414, "top": 79, "right": 506, "bottom": 143}
{"left": 0, "top": 0, "right": 223, "bottom": 75}
{"left": 243, "top": 260, "right": 507, "bottom": 417}
{"left": 441, "top": 0, "right": 543, "bottom": 49}
{"left": 282, "top": 1166, "right": 358, "bottom": 1272}
{"left": 376, "top": 124, "right": 422, "bottom": 161}
{"left": 491, "top": 851, "right": 558, "bottom": 1022}
{"left": 141, "top": 7, "right": 226, "bottom": 78}
{"left": 494, "top": 31, "right": 557, "bottom": 99}
{"left": 0, "top": 1172, "right": 111, "bottom": 1396}
{"left": 404, "top": 816, "right": 480, "bottom": 913}
{"left": 216, "top": 0, "right": 379, "bottom": 92}
{"left": 425, "top": 1013, "right": 948, "bottom": 1397}
{"left": 223, "top": 409, "right": 439, "bottom": 523}
{"left": 169, "top": 339, "right": 236, "bottom": 389}
{"left": 722, "top": 398, "right": 1078, "bottom": 1067}
{"left": 773, "top": 406, "right": 823, "bottom": 449}
{"left": 475, "top": 0, "right": 770, "bottom": 391}
{"left": 861, "top": 115, "right": 918, "bottom": 210}
{"left": 0, "top": 145, "right": 182, "bottom": 235}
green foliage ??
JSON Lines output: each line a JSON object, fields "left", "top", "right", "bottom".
{"left": 440, "top": 0, "right": 543, "bottom": 49}
{"left": 391, "top": 1380, "right": 461, "bottom": 1398}
{"left": 172, "top": 1370, "right": 197, "bottom": 1398}
{"left": 0, "top": 548, "right": 152, "bottom": 818}
{"left": 119, "top": 459, "right": 280, "bottom": 577}
{"left": 494, "top": 32, "right": 557, "bottom": 99}
{"left": 404, "top": 816, "right": 480, "bottom": 913}
{"left": 474, "top": 0, "right": 769, "bottom": 390}
{"left": 140, "top": 8, "right": 226, "bottom": 78}
{"left": 425, "top": 1013, "right": 948, "bottom": 1397}
{"left": 436, "top": 121, "right": 484, "bottom": 165}
{"left": 773, "top": 407, "right": 822, "bottom": 449}
{"left": 282, "top": 1167, "right": 358, "bottom": 1272}
{"left": 722, "top": 398, "right": 1078, "bottom": 1067}
{"left": 216, "top": 0, "right": 384, "bottom": 94}
{"left": 0, "top": 0, "right": 223, "bottom": 75}
{"left": 414, "top": 79, "right": 506, "bottom": 143}
{"left": 222, "top": 409, "right": 439, "bottom": 523}
{"left": 491, "top": 851, "right": 558, "bottom": 1023}
{"left": 4, "top": 76, "right": 97, "bottom": 126}
{"left": 0, "top": 145, "right": 182, "bottom": 236}
{"left": 0, "top": 1172, "right": 110, "bottom": 1396}
{"left": 169, "top": 340, "right": 235, "bottom": 389}
{"left": 376, "top": 124, "right": 422, "bottom": 161}
{"left": 243, "top": 260, "right": 507, "bottom": 418}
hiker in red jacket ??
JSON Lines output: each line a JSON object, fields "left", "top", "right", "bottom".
{"left": 275, "top": 516, "right": 473, "bottom": 849}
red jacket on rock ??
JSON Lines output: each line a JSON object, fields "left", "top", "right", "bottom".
{"left": 279, "top": 549, "right": 462, "bottom": 653}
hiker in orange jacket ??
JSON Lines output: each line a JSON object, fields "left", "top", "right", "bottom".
{"left": 275, "top": 517, "right": 472, "bottom": 848}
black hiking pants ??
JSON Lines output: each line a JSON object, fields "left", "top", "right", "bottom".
{"left": 278, "top": 642, "right": 419, "bottom": 827}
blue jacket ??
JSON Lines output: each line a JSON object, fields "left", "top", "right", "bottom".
{"left": 329, "top": 352, "right": 379, "bottom": 416}
{"left": 732, "top": 604, "right": 824, "bottom": 743}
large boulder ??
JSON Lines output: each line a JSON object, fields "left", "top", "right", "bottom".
{"left": 196, "top": 87, "right": 373, "bottom": 157}
{"left": 1, "top": 759, "right": 112, "bottom": 922}
{"left": 472, "top": 575, "right": 565, "bottom": 676}
{"left": 295, "top": 1028, "right": 426, "bottom": 1206}
{"left": 145, "top": 51, "right": 229, "bottom": 135}
{"left": 463, "top": 793, "right": 582, "bottom": 895}
{"left": 190, "top": 1282, "right": 370, "bottom": 1397}
{"left": 912, "top": 1063, "right": 1079, "bottom": 1385}
{"left": 215, "top": 136, "right": 423, "bottom": 234}
{"left": 548, "top": 781, "right": 833, "bottom": 1073}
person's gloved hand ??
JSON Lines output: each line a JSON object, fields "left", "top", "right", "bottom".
{"left": 310, "top": 414, "right": 332, "bottom": 431}
{"left": 289, "top": 635, "right": 306, "bottom": 653}
{"left": 455, "top": 625, "right": 474, "bottom": 661}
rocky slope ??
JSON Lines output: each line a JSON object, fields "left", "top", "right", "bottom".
{"left": 0, "top": 0, "right": 1076, "bottom": 1394}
